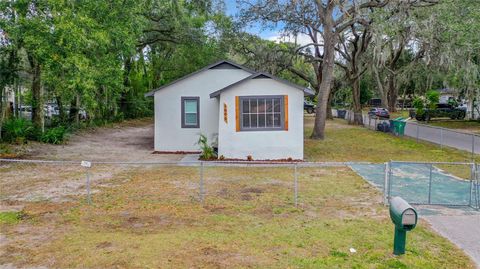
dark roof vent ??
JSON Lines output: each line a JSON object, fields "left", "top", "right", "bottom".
{"left": 209, "top": 62, "right": 242, "bottom": 70}
{"left": 252, "top": 74, "right": 270, "bottom": 79}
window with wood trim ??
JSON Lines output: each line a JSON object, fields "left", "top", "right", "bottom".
{"left": 239, "top": 95, "right": 285, "bottom": 131}
{"left": 181, "top": 97, "right": 199, "bottom": 128}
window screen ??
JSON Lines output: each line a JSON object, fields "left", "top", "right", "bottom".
{"left": 181, "top": 97, "right": 199, "bottom": 128}
{"left": 240, "top": 96, "right": 284, "bottom": 130}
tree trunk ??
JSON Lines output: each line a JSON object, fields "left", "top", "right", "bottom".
{"left": 14, "top": 81, "right": 19, "bottom": 118}
{"left": 350, "top": 77, "right": 363, "bottom": 125}
{"left": 119, "top": 57, "right": 132, "bottom": 117}
{"left": 387, "top": 73, "right": 397, "bottom": 112}
{"left": 0, "top": 86, "right": 6, "bottom": 140}
{"left": 373, "top": 65, "right": 388, "bottom": 108}
{"left": 311, "top": 15, "right": 335, "bottom": 139}
{"left": 326, "top": 90, "right": 333, "bottom": 120}
{"left": 69, "top": 95, "right": 80, "bottom": 125}
{"left": 56, "top": 96, "right": 66, "bottom": 123}
{"left": 29, "top": 57, "right": 44, "bottom": 133}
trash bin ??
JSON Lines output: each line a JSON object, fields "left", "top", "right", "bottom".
{"left": 389, "top": 120, "right": 395, "bottom": 133}
{"left": 397, "top": 121, "right": 406, "bottom": 136}
{"left": 392, "top": 117, "right": 406, "bottom": 136}
{"left": 337, "top": 109, "right": 346, "bottom": 119}
{"left": 377, "top": 121, "right": 390, "bottom": 132}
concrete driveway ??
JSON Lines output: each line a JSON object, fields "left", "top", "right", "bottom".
{"left": 418, "top": 206, "right": 480, "bottom": 268}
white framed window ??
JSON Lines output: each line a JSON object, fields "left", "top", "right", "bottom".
{"left": 239, "top": 95, "right": 284, "bottom": 131}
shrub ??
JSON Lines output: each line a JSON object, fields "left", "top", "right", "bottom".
{"left": 426, "top": 90, "right": 440, "bottom": 110}
{"left": 197, "top": 134, "right": 217, "bottom": 160}
{"left": 41, "top": 126, "right": 68, "bottom": 144}
{"left": 413, "top": 97, "right": 425, "bottom": 116}
{"left": 413, "top": 91, "right": 440, "bottom": 117}
{"left": 1, "top": 118, "right": 35, "bottom": 144}
{"left": 247, "top": 155, "right": 253, "bottom": 161}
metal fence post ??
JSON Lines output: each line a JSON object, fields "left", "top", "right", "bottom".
{"left": 472, "top": 134, "right": 475, "bottom": 159}
{"left": 81, "top": 160, "right": 92, "bottom": 205}
{"left": 383, "top": 162, "right": 389, "bottom": 206}
{"left": 387, "top": 160, "right": 393, "bottom": 202}
{"left": 86, "top": 169, "right": 92, "bottom": 205}
{"left": 470, "top": 163, "right": 474, "bottom": 207}
{"left": 476, "top": 164, "right": 480, "bottom": 210}
{"left": 199, "top": 161, "right": 204, "bottom": 203}
{"left": 477, "top": 168, "right": 480, "bottom": 210}
{"left": 294, "top": 164, "right": 298, "bottom": 207}
{"left": 428, "top": 164, "right": 433, "bottom": 204}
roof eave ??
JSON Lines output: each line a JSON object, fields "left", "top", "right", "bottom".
{"left": 210, "top": 72, "right": 315, "bottom": 98}
{"left": 144, "top": 60, "right": 255, "bottom": 97}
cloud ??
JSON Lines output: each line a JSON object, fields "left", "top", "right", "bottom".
{"left": 265, "top": 32, "right": 314, "bottom": 47}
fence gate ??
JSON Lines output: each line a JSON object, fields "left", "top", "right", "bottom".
{"left": 386, "top": 161, "right": 479, "bottom": 210}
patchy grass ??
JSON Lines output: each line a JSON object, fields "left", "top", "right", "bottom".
{"left": 305, "top": 117, "right": 478, "bottom": 163}
{"left": 0, "top": 166, "right": 474, "bottom": 268}
{"left": 426, "top": 120, "right": 480, "bottom": 134}
{"left": 389, "top": 110, "right": 411, "bottom": 119}
{"left": 0, "top": 116, "right": 476, "bottom": 268}
{"left": 0, "top": 143, "right": 18, "bottom": 158}
{"left": 0, "top": 211, "right": 23, "bottom": 224}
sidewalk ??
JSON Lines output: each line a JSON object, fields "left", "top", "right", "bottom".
{"left": 418, "top": 206, "right": 480, "bottom": 268}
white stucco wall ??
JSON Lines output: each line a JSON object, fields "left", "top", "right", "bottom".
{"left": 217, "top": 78, "right": 304, "bottom": 160}
{"left": 153, "top": 69, "right": 251, "bottom": 151}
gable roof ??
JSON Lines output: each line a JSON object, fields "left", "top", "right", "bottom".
{"left": 144, "top": 60, "right": 255, "bottom": 97}
{"left": 209, "top": 72, "right": 315, "bottom": 98}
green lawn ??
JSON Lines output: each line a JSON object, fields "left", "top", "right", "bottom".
{"left": 0, "top": 166, "right": 474, "bottom": 268}
{"left": 426, "top": 120, "right": 480, "bottom": 134}
{"left": 305, "top": 117, "right": 477, "bottom": 163}
{"left": 0, "top": 117, "right": 477, "bottom": 268}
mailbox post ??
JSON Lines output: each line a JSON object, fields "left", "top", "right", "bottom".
{"left": 389, "top": 197, "right": 418, "bottom": 255}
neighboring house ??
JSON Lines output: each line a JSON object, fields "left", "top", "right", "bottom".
{"left": 145, "top": 60, "right": 314, "bottom": 160}
{"left": 438, "top": 88, "right": 456, "bottom": 104}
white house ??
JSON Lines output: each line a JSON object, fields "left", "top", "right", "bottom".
{"left": 145, "top": 60, "right": 314, "bottom": 160}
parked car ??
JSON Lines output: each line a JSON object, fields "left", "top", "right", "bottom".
{"left": 368, "top": 107, "right": 390, "bottom": 119}
{"left": 19, "top": 105, "right": 32, "bottom": 119}
{"left": 304, "top": 100, "right": 316, "bottom": 114}
{"left": 414, "top": 103, "right": 466, "bottom": 121}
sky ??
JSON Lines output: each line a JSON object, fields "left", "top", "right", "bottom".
{"left": 223, "top": 0, "right": 279, "bottom": 40}
{"left": 223, "top": 0, "right": 313, "bottom": 46}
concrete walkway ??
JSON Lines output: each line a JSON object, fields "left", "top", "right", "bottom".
{"left": 417, "top": 206, "right": 480, "bottom": 268}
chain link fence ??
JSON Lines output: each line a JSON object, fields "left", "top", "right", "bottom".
{"left": 2, "top": 159, "right": 478, "bottom": 210}
{"left": 340, "top": 110, "right": 480, "bottom": 157}
{"left": 349, "top": 161, "right": 480, "bottom": 210}
{"left": 0, "top": 159, "right": 358, "bottom": 207}
{"left": 385, "top": 161, "right": 480, "bottom": 209}
{"left": 404, "top": 122, "right": 480, "bottom": 156}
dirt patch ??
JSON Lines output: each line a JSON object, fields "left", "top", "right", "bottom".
{"left": 240, "top": 194, "right": 252, "bottom": 201}
{"left": 96, "top": 241, "right": 113, "bottom": 249}
{"left": 19, "top": 118, "right": 176, "bottom": 162}
{"left": 0, "top": 203, "right": 71, "bottom": 266}
{"left": 0, "top": 118, "right": 182, "bottom": 202}
{"left": 205, "top": 205, "right": 227, "bottom": 213}
{"left": 241, "top": 187, "right": 264, "bottom": 194}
